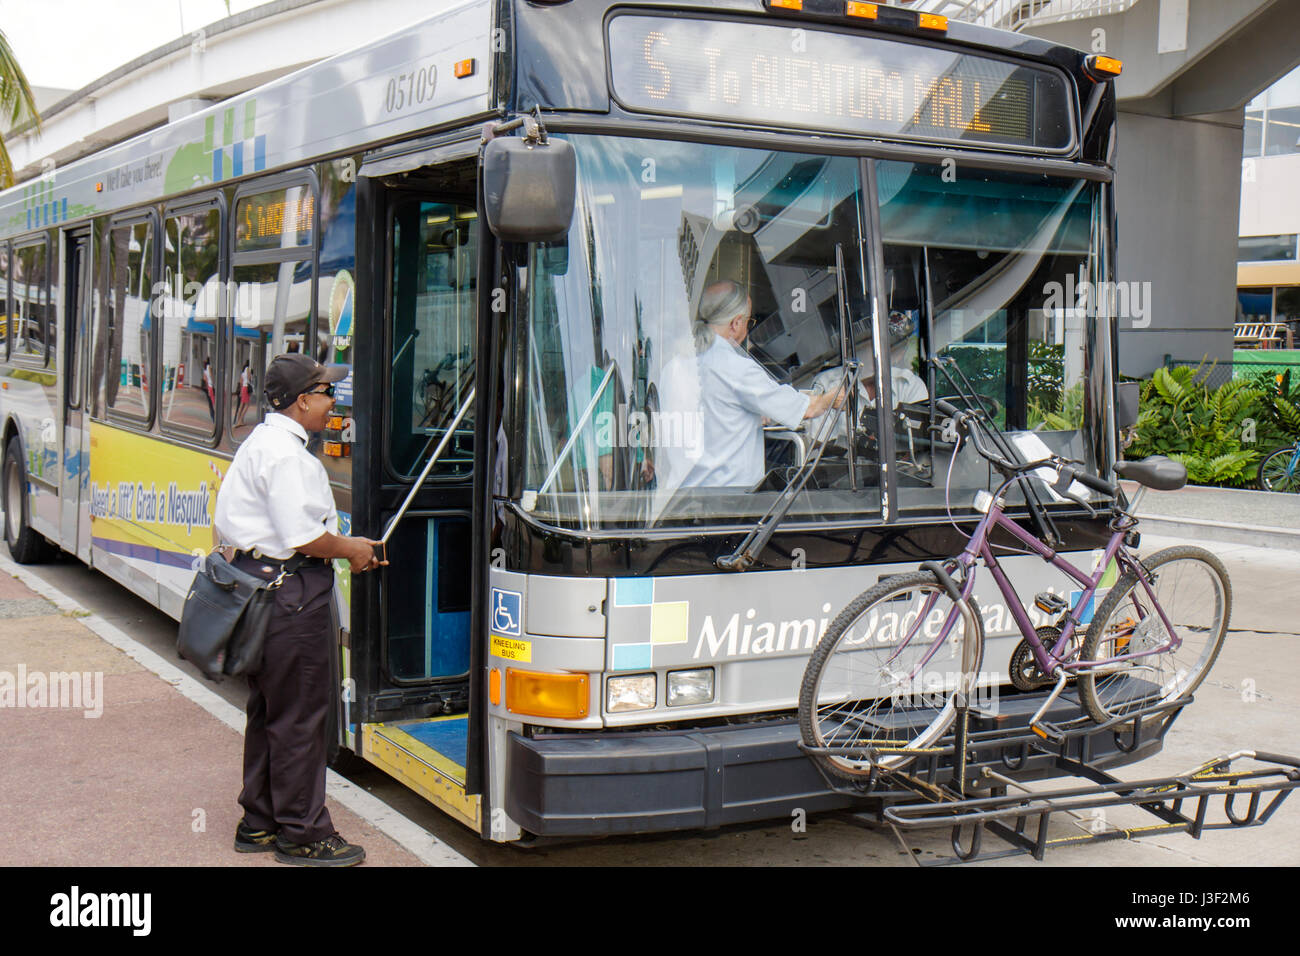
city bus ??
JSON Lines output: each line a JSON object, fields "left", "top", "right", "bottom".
{"left": 0, "top": 0, "right": 1130, "bottom": 842}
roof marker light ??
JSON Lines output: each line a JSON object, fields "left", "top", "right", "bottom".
{"left": 918, "top": 13, "right": 948, "bottom": 31}
{"left": 768, "top": 0, "right": 803, "bottom": 10}
{"left": 454, "top": 58, "right": 476, "bottom": 78}
{"left": 846, "top": 2, "right": 878, "bottom": 19}
{"left": 1086, "top": 54, "right": 1124, "bottom": 79}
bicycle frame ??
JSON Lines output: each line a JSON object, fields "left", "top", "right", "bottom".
{"left": 951, "top": 479, "right": 1183, "bottom": 677}
{"left": 889, "top": 477, "right": 1183, "bottom": 686}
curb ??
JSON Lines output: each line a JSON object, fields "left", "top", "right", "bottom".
{"left": 1130, "top": 514, "right": 1300, "bottom": 551}
{"left": 1125, "top": 482, "right": 1300, "bottom": 551}
{"left": 0, "top": 550, "right": 474, "bottom": 868}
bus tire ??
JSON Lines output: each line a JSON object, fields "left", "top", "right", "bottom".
{"left": 3, "top": 438, "right": 57, "bottom": 564}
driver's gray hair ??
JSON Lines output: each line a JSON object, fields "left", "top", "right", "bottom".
{"left": 693, "top": 280, "right": 749, "bottom": 353}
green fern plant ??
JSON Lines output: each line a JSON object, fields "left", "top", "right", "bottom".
{"left": 1130, "top": 365, "right": 1293, "bottom": 487}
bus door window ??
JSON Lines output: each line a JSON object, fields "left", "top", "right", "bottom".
{"left": 160, "top": 206, "right": 221, "bottom": 438}
{"left": 875, "top": 160, "right": 1099, "bottom": 514}
{"left": 0, "top": 242, "right": 8, "bottom": 360}
{"left": 65, "top": 236, "right": 91, "bottom": 410}
{"left": 383, "top": 196, "right": 476, "bottom": 683}
{"left": 387, "top": 199, "right": 476, "bottom": 479}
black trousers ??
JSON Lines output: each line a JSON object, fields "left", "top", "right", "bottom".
{"left": 235, "top": 558, "right": 336, "bottom": 844}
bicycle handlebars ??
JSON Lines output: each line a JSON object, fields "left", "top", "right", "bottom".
{"left": 932, "top": 399, "right": 1118, "bottom": 499}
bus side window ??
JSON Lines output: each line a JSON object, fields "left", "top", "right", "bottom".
{"left": 0, "top": 242, "right": 9, "bottom": 360}
{"left": 160, "top": 207, "right": 221, "bottom": 439}
{"left": 104, "top": 219, "right": 155, "bottom": 423}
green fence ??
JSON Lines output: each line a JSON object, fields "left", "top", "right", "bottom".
{"left": 1164, "top": 351, "right": 1300, "bottom": 390}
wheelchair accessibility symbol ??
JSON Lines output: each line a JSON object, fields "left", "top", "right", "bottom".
{"left": 491, "top": 587, "right": 522, "bottom": 637}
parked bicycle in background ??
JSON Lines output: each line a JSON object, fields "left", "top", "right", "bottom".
{"left": 1258, "top": 440, "right": 1300, "bottom": 493}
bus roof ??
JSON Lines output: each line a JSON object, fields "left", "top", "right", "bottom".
{"left": 0, "top": 0, "right": 493, "bottom": 241}
{"left": 0, "top": 0, "right": 1108, "bottom": 242}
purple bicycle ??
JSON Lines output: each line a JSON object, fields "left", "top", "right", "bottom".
{"left": 799, "top": 399, "right": 1232, "bottom": 782}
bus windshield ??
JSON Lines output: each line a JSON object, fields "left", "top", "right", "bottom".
{"left": 518, "top": 134, "right": 1101, "bottom": 531}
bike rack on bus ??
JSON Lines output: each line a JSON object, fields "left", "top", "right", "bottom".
{"left": 799, "top": 690, "right": 1300, "bottom": 865}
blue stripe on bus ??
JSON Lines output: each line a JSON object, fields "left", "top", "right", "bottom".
{"left": 62, "top": 198, "right": 67, "bottom": 220}
{"left": 92, "top": 535, "right": 194, "bottom": 570}
{"left": 232, "top": 141, "right": 243, "bottom": 178}
{"left": 212, "top": 148, "right": 223, "bottom": 182}
{"left": 254, "top": 134, "right": 266, "bottom": 171}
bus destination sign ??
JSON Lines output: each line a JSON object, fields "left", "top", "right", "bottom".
{"left": 607, "top": 16, "right": 1073, "bottom": 152}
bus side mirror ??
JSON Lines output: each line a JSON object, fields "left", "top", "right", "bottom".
{"left": 1117, "top": 381, "right": 1141, "bottom": 431}
{"left": 482, "top": 137, "right": 576, "bottom": 243}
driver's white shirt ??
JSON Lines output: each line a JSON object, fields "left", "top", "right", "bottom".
{"left": 674, "top": 334, "right": 809, "bottom": 489}
{"left": 863, "top": 367, "right": 929, "bottom": 410}
{"left": 214, "top": 413, "right": 338, "bottom": 559}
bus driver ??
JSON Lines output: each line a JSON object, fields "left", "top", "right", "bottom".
{"left": 673, "top": 280, "right": 844, "bottom": 489}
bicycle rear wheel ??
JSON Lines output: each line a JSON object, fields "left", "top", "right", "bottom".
{"left": 1258, "top": 446, "right": 1300, "bottom": 493}
{"left": 1078, "top": 546, "right": 1230, "bottom": 723}
{"left": 798, "top": 571, "right": 983, "bottom": 781}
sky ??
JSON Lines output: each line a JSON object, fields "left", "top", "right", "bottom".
{"left": 0, "top": 0, "right": 273, "bottom": 92}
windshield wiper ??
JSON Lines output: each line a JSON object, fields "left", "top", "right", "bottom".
{"left": 930, "top": 355, "right": 1062, "bottom": 548}
{"left": 715, "top": 398, "right": 843, "bottom": 571}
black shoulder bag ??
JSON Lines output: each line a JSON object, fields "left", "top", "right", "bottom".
{"left": 177, "top": 552, "right": 287, "bottom": 681}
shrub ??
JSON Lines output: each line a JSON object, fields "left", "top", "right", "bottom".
{"left": 1128, "top": 365, "right": 1294, "bottom": 487}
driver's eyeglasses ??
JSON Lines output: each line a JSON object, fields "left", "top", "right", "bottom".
{"left": 307, "top": 384, "right": 335, "bottom": 398}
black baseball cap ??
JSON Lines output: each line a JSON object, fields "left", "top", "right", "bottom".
{"left": 264, "top": 353, "right": 347, "bottom": 409}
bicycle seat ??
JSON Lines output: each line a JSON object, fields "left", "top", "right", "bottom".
{"left": 1113, "top": 455, "right": 1186, "bottom": 491}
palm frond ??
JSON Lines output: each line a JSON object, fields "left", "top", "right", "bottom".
{"left": 0, "top": 27, "right": 42, "bottom": 188}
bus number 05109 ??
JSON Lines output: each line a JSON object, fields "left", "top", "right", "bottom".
{"left": 384, "top": 64, "right": 437, "bottom": 114}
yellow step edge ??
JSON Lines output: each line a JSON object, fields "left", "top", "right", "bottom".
{"left": 362, "top": 724, "right": 479, "bottom": 831}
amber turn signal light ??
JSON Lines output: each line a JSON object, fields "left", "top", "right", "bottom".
{"left": 506, "top": 669, "right": 589, "bottom": 719}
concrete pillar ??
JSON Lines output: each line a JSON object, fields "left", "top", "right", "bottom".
{"left": 1113, "top": 108, "right": 1242, "bottom": 375}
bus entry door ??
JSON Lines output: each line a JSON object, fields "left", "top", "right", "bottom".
{"left": 352, "top": 175, "right": 481, "bottom": 825}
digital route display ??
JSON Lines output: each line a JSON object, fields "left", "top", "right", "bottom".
{"left": 608, "top": 15, "right": 1074, "bottom": 152}
{"left": 236, "top": 188, "right": 315, "bottom": 253}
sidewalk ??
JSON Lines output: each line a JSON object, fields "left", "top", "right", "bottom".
{"left": 1128, "top": 482, "right": 1300, "bottom": 549}
{"left": 0, "top": 565, "right": 444, "bottom": 867}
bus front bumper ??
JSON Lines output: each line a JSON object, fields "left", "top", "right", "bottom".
{"left": 504, "top": 710, "right": 1164, "bottom": 838}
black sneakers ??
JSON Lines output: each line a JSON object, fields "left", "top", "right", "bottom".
{"left": 233, "top": 819, "right": 278, "bottom": 853}
{"left": 273, "top": 832, "right": 366, "bottom": 867}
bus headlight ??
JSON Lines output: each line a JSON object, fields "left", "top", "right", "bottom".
{"left": 606, "top": 674, "right": 656, "bottom": 712}
{"left": 667, "top": 668, "right": 714, "bottom": 707}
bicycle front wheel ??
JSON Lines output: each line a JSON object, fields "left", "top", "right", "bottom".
{"left": 1258, "top": 446, "right": 1300, "bottom": 493}
{"left": 1078, "top": 546, "right": 1231, "bottom": 723}
{"left": 798, "top": 571, "right": 984, "bottom": 780}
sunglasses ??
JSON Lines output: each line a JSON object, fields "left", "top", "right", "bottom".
{"left": 305, "top": 384, "right": 335, "bottom": 398}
